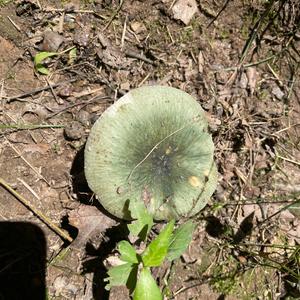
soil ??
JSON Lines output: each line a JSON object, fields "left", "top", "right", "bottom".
{"left": 0, "top": 0, "right": 299, "bottom": 299}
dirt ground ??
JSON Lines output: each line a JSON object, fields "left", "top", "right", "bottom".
{"left": 0, "top": 0, "right": 299, "bottom": 299}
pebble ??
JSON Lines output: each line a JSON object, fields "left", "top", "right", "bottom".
{"left": 76, "top": 110, "right": 90, "bottom": 126}
{"left": 64, "top": 121, "right": 85, "bottom": 140}
{"left": 74, "top": 26, "right": 91, "bottom": 47}
{"left": 272, "top": 86, "right": 285, "bottom": 100}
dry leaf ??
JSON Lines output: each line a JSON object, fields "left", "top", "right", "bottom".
{"left": 68, "top": 204, "right": 117, "bottom": 249}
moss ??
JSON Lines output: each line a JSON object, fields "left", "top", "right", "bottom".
{"left": 0, "top": 0, "right": 12, "bottom": 7}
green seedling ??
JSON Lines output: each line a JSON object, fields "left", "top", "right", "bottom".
{"left": 104, "top": 199, "right": 196, "bottom": 300}
{"left": 34, "top": 46, "right": 76, "bottom": 75}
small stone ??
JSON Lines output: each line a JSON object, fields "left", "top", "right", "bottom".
{"left": 76, "top": 110, "right": 90, "bottom": 126}
{"left": 172, "top": 0, "right": 198, "bottom": 25}
{"left": 130, "top": 21, "right": 146, "bottom": 34}
{"left": 57, "top": 84, "right": 73, "bottom": 98}
{"left": 215, "top": 70, "right": 228, "bottom": 84}
{"left": 64, "top": 121, "right": 85, "bottom": 140}
{"left": 74, "top": 26, "right": 91, "bottom": 47}
{"left": 239, "top": 72, "right": 248, "bottom": 89}
{"left": 120, "top": 82, "right": 130, "bottom": 91}
{"left": 272, "top": 86, "right": 285, "bottom": 100}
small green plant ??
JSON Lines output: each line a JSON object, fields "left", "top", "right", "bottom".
{"left": 105, "top": 199, "right": 195, "bottom": 299}
{"left": 33, "top": 46, "right": 76, "bottom": 75}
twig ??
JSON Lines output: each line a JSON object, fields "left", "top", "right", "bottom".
{"left": 121, "top": 15, "right": 127, "bottom": 50}
{"left": 5, "top": 139, "right": 51, "bottom": 186}
{"left": 287, "top": 61, "right": 299, "bottom": 100}
{"left": 46, "top": 77, "right": 62, "bottom": 104}
{"left": 216, "top": 55, "right": 276, "bottom": 72}
{"left": 207, "top": 0, "right": 231, "bottom": 28}
{"left": 239, "top": 242, "right": 298, "bottom": 250}
{"left": 6, "top": 79, "right": 76, "bottom": 102}
{"left": 17, "top": 178, "right": 41, "bottom": 201}
{"left": 224, "top": 199, "right": 300, "bottom": 206}
{"left": 138, "top": 73, "right": 151, "bottom": 87}
{"left": 276, "top": 154, "right": 300, "bottom": 166}
{"left": 103, "top": 0, "right": 125, "bottom": 31}
{"left": 258, "top": 198, "right": 300, "bottom": 227}
{"left": 0, "top": 80, "right": 4, "bottom": 105}
{"left": 0, "top": 177, "right": 73, "bottom": 243}
{"left": 239, "top": 0, "right": 276, "bottom": 65}
{"left": 45, "top": 95, "right": 110, "bottom": 120}
{"left": 41, "top": 7, "right": 106, "bottom": 19}
{"left": 7, "top": 16, "right": 21, "bottom": 32}
{"left": 168, "top": 0, "right": 177, "bottom": 10}
{"left": 0, "top": 123, "right": 64, "bottom": 130}
{"left": 125, "top": 50, "right": 156, "bottom": 65}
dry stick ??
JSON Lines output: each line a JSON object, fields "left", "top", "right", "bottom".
{"left": 46, "top": 77, "right": 61, "bottom": 105}
{"left": 0, "top": 124, "right": 63, "bottom": 130}
{"left": 225, "top": 0, "right": 276, "bottom": 85}
{"left": 7, "top": 16, "right": 21, "bottom": 31}
{"left": 17, "top": 178, "right": 41, "bottom": 201}
{"left": 0, "top": 177, "right": 73, "bottom": 243}
{"left": 276, "top": 154, "right": 300, "bottom": 166}
{"left": 45, "top": 95, "right": 110, "bottom": 120}
{"left": 41, "top": 7, "right": 106, "bottom": 19}
{"left": 207, "top": 0, "right": 231, "bottom": 28}
{"left": 125, "top": 50, "right": 156, "bottom": 65}
{"left": 287, "top": 61, "right": 299, "bottom": 100}
{"left": 121, "top": 15, "right": 127, "bottom": 50}
{"left": 224, "top": 199, "right": 299, "bottom": 206}
{"left": 6, "top": 139, "right": 51, "bottom": 186}
{"left": 238, "top": 242, "right": 297, "bottom": 250}
{"left": 258, "top": 198, "right": 300, "bottom": 227}
{"left": 6, "top": 79, "right": 76, "bottom": 102}
{"left": 217, "top": 55, "right": 276, "bottom": 72}
{"left": 0, "top": 125, "right": 64, "bottom": 138}
{"left": 239, "top": 0, "right": 276, "bottom": 66}
{"left": 102, "top": 0, "right": 125, "bottom": 31}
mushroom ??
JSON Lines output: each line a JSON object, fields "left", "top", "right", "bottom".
{"left": 84, "top": 86, "right": 217, "bottom": 220}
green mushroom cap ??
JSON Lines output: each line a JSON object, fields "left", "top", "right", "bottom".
{"left": 84, "top": 86, "right": 217, "bottom": 220}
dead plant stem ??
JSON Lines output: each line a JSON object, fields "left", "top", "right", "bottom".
{"left": 0, "top": 177, "right": 73, "bottom": 243}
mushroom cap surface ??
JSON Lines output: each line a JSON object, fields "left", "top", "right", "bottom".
{"left": 84, "top": 86, "right": 217, "bottom": 220}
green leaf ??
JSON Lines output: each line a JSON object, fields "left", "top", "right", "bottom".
{"left": 133, "top": 267, "right": 162, "bottom": 300}
{"left": 34, "top": 51, "right": 57, "bottom": 65}
{"left": 104, "top": 262, "right": 134, "bottom": 290}
{"left": 142, "top": 220, "right": 175, "bottom": 267}
{"left": 34, "top": 51, "right": 57, "bottom": 74}
{"left": 35, "top": 65, "right": 50, "bottom": 75}
{"left": 167, "top": 220, "right": 196, "bottom": 261}
{"left": 118, "top": 240, "right": 139, "bottom": 263}
{"left": 128, "top": 199, "right": 153, "bottom": 241}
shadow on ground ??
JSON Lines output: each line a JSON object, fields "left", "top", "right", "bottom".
{"left": 70, "top": 145, "right": 128, "bottom": 300}
{"left": 0, "top": 222, "right": 46, "bottom": 300}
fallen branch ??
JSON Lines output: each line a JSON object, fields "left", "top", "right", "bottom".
{"left": 0, "top": 177, "right": 73, "bottom": 243}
